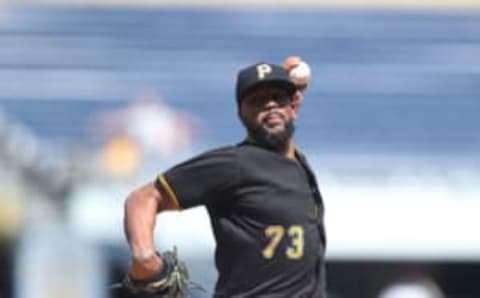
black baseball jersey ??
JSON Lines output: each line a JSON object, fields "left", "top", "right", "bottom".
{"left": 156, "top": 141, "right": 326, "bottom": 298}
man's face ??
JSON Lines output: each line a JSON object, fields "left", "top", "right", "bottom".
{"left": 239, "top": 85, "right": 299, "bottom": 151}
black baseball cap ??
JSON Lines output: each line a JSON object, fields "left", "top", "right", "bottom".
{"left": 236, "top": 62, "right": 296, "bottom": 103}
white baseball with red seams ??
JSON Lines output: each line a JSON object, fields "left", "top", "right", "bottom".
{"left": 289, "top": 61, "right": 311, "bottom": 86}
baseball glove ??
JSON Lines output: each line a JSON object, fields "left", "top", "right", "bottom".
{"left": 122, "top": 247, "right": 190, "bottom": 297}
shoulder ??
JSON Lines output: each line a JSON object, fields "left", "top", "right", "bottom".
{"left": 188, "top": 145, "right": 240, "bottom": 163}
{"left": 295, "top": 149, "right": 308, "bottom": 162}
{"left": 199, "top": 145, "right": 238, "bottom": 156}
{"left": 181, "top": 143, "right": 267, "bottom": 178}
{"left": 169, "top": 144, "right": 244, "bottom": 174}
{"left": 188, "top": 142, "right": 265, "bottom": 161}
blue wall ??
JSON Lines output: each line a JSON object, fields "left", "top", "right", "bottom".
{"left": 0, "top": 6, "right": 479, "bottom": 156}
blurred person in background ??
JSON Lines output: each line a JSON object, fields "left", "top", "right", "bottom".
{"left": 122, "top": 60, "right": 327, "bottom": 297}
{"left": 93, "top": 91, "right": 195, "bottom": 178}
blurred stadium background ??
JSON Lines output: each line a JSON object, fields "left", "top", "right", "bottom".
{"left": 0, "top": 0, "right": 479, "bottom": 297}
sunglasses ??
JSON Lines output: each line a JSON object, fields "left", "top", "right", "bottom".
{"left": 244, "top": 91, "right": 293, "bottom": 107}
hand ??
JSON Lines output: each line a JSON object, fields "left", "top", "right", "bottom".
{"left": 283, "top": 56, "right": 311, "bottom": 91}
{"left": 123, "top": 248, "right": 190, "bottom": 297}
{"left": 283, "top": 56, "right": 310, "bottom": 105}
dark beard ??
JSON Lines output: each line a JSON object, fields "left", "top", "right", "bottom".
{"left": 247, "top": 120, "right": 295, "bottom": 153}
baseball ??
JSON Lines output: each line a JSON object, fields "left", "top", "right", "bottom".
{"left": 289, "top": 61, "right": 311, "bottom": 86}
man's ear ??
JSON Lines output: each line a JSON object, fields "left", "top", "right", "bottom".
{"left": 290, "top": 95, "right": 301, "bottom": 119}
{"left": 291, "top": 92, "right": 303, "bottom": 112}
{"left": 293, "top": 92, "right": 303, "bottom": 105}
{"left": 237, "top": 103, "right": 246, "bottom": 122}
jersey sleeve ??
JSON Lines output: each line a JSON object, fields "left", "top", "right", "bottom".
{"left": 155, "top": 147, "right": 239, "bottom": 209}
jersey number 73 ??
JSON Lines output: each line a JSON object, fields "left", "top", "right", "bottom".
{"left": 262, "top": 225, "right": 304, "bottom": 260}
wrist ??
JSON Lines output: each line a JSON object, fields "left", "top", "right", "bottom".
{"left": 132, "top": 247, "right": 157, "bottom": 262}
{"left": 130, "top": 251, "right": 163, "bottom": 280}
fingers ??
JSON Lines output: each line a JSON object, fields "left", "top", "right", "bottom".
{"left": 283, "top": 56, "right": 302, "bottom": 71}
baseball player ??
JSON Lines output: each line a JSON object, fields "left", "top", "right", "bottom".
{"left": 123, "top": 61, "right": 326, "bottom": 297}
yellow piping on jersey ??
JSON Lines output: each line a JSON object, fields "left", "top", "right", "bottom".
{"left": 157, "top": 174, "right": 181, "bottom": 209}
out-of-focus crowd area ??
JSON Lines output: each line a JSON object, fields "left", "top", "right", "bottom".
{"left": 1, "top": 1, "right": 480, "bottom": 297}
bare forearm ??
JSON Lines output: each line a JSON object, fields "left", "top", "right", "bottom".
{"left": 124, "top": 193, "right": 158, "bottom": 259}
{"left": 124, "top": 182, "right": 163, "bottom": 278}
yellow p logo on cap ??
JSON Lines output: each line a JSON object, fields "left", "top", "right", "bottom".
{"left": 256, "top": 64, "right": 272, "bottom": 79}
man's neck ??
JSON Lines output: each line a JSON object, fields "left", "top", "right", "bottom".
{"left": 283, "top": 142, "right": 297, "bottom": 161}
{"left": 245, "top": 136, "right": 297, "bottom": 160}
